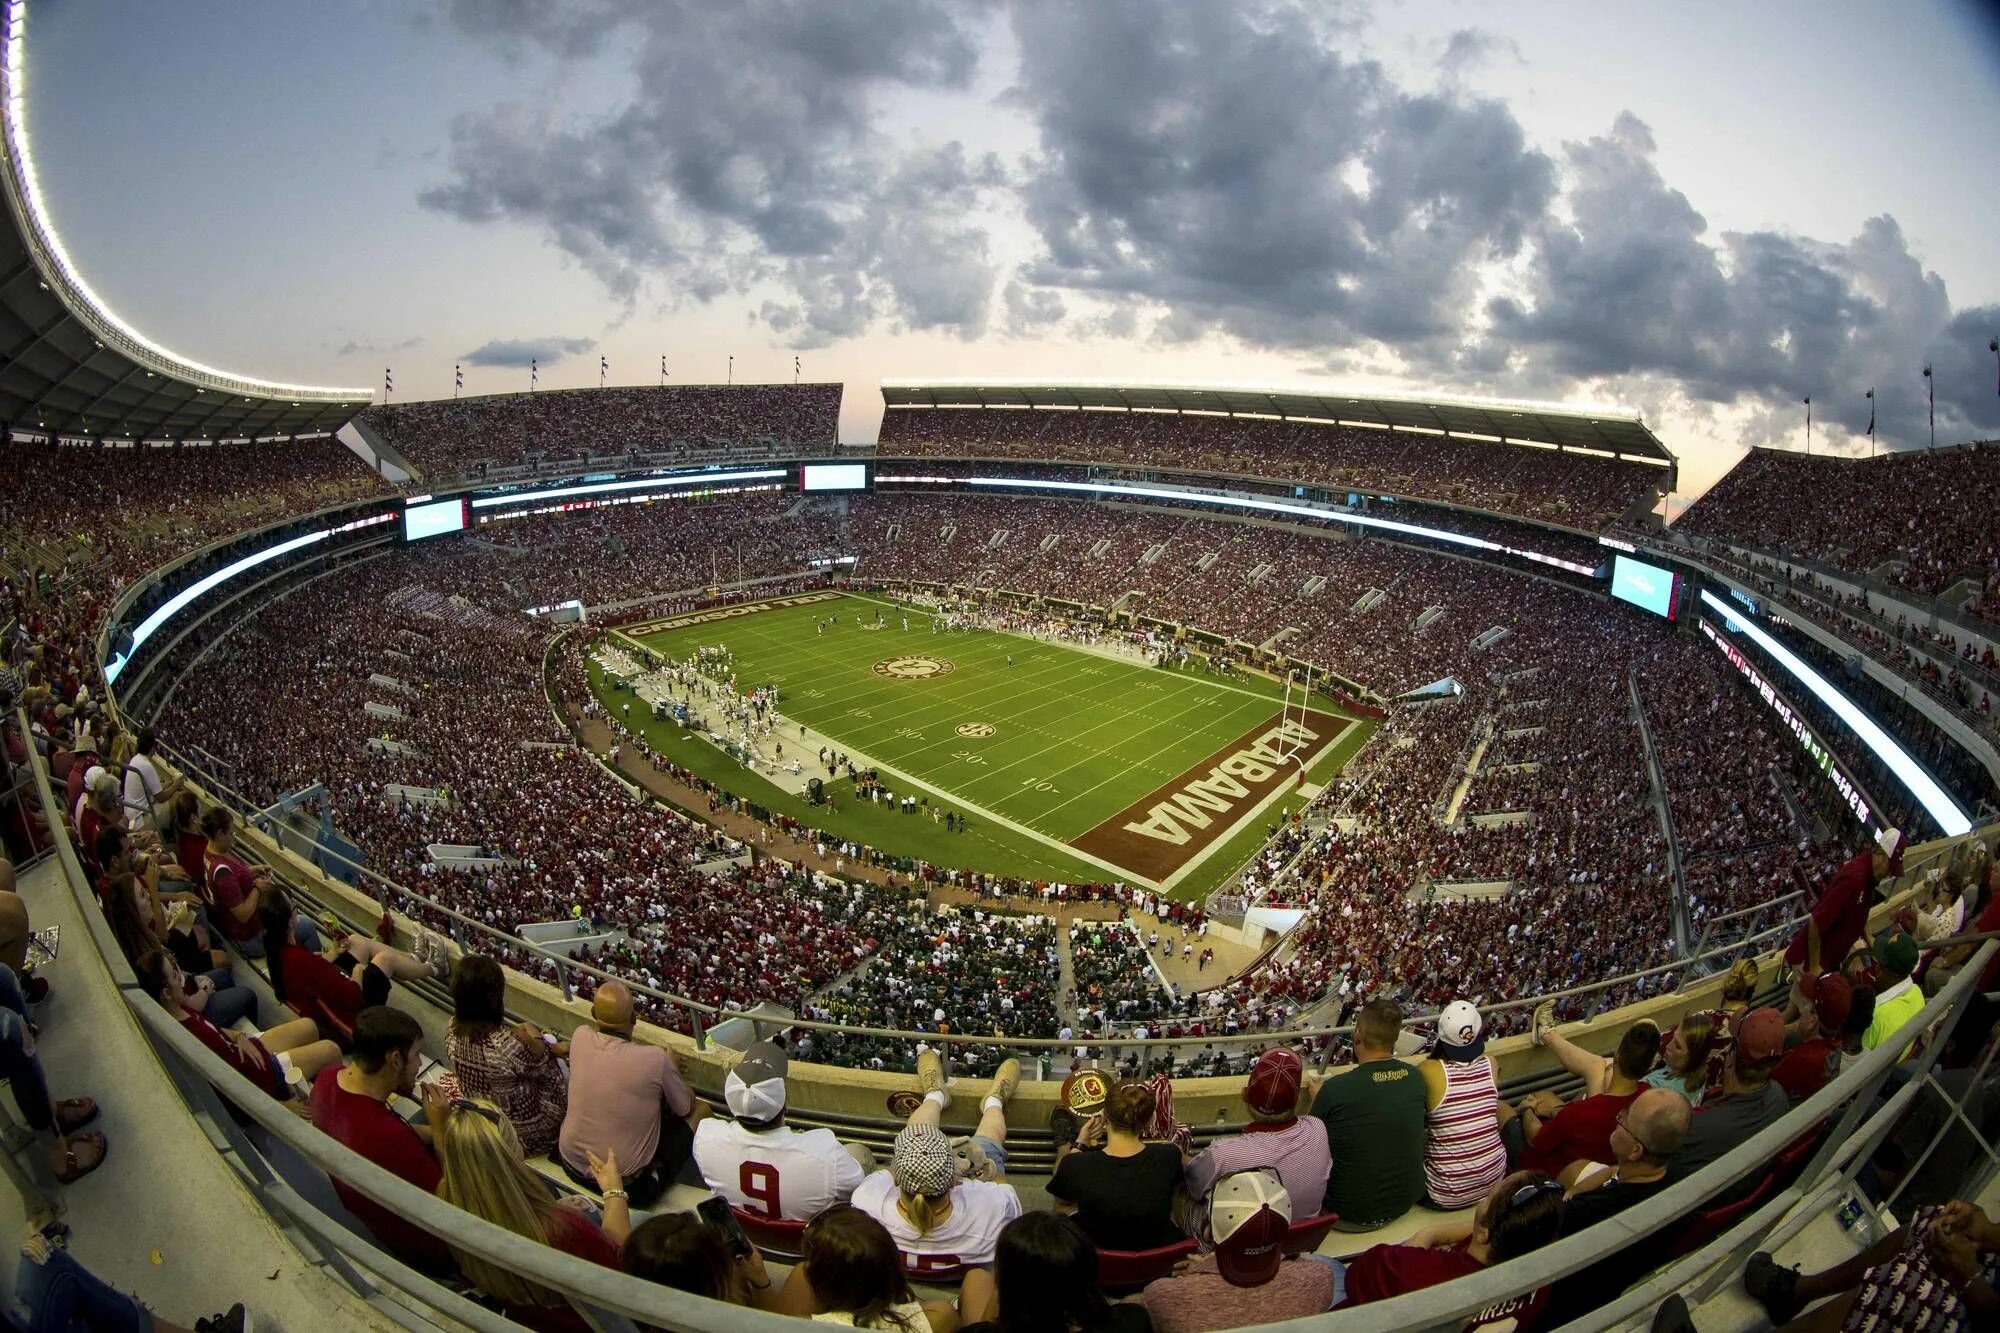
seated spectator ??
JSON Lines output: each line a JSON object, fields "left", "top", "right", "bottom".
{"left": 15, "top": 1230, "right": 245, "bottom": 1333}
{"left": 1330, "top": 1170, "right": 1567, "bottom": 1319}
{"left": 447, "top": 954, "right": 568, "bottom": 1158}
{"left": 1418, "top": 1002, "right": 1507, "bottom": 1209}
{"left": 309, "top": 1005, "right": 453, "bottom": 1270}
{"left": 1665, "top": 1007, "right": 1790, "bottom": 1198}
{"left": 1772, "top": 973, "right": 1852, "bottom": 1104}
{"left": 1050, "top": 1078, "right": 1185, "bottom": 1251}
{"left": 434, "top": 1095, "right": 629, "bottom": 1333}
{"left": 1185, "top": 1048, "right": 1328, "bottom": 1221}
{"left": 100, "top": 863, "right": 253, "bottom": 1028}
{"left": 1745, "top": 1199, "right": 1998, "bottom": 1328}
{"left": 1643, "top": 1011, "right": 1716, "bottom": 1107}
{"left": 778, "top": 1203, "right": 964, "bottom": 1330}
{"left": 852, "top": 1050, "right": 1023, "bottom": 1270}
{"left": 137, "top": 949, "right": 340, "bottom": 1101}
{"left": 1309, "top": 997, "right": 1426, "bottom": 1230}
{"left": 1501, "top": 1021, "right": 1659, "bottom": 1176}
{"left": 559, "top": 980, "right": 707, "bottom": 1207}
{"left": 1140, "top": 1170, "right": 1331, "bottom": 1332}
{"left": 121, "top": 726, "right": 180, "bottom": 832}
{"left": 0, "top": 963, "right": 105, "bottom": 1184}
{"left": 168, "top": 790, "right": 208, "bottom": 882}
{"left": 621, "top": 1211, "right": 787, "bottom": 1314}
{"left": 694, "top": 1038, "right": 866, "bottom": 1221}
{"left": 1863, "top": 929, "right": 1925, "bottom": 1060}
{"left": 960, "top": 1210, "right": 1150, "bottom": 1333}
{"left": 261, "top": 893, "right": 385, "bottom": 1039}
{"left": 1538, "top": 1088, "right": 1694, "bottom": 1325}
{"left": 202, "top": 808, "right": 319, "bottom": 956}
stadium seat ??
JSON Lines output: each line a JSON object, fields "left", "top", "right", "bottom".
{"left": 731, "top": 1207, "right": 808, "bottom": 1261}
{"left": 1281, "top": 1211, "right": 1340, "bottom": 1255}
{"left": 1769, "top": 1123, "right": 1827, "bottom": 1189}
{"left": 1667, "top": 1174, "right": 1774, "bottom": 1258}
{"left": 1094, "top": 1237, "right": 1198, "bottom": 1290}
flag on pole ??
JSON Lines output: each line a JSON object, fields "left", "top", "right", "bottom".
{"left": 1865, "top": 388, "right": 1875, "bottom": 439}
{"left": 531, "top": 358, "right": 538, "bottom": 391}
{"left": 384, "top": 368, "right": 393, "bottom": 402}
{"left": 454, "top": 364, "right": 463, "bottom": 398}
{"left": 600, "top": 355, "right": 608, "bottom": 388}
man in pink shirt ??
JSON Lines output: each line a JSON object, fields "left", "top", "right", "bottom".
{"left": 558, "top": 980, "right": 707, "bottom": 1206}
{"left": 1184, "top": 1048, "right": 1331, "bottom": 1220}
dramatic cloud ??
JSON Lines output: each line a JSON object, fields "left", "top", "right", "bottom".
{"left": 461, "top": 336, "right": 596, "bottom": 368}
{"left": 1478, "top": 113, "right": 2000, "bottom": 447}
{"left": 421, "top": 0, "right": 1003, "bottom": 345}
{"left": 1007, "top": 0, "right": 1555, "bottom": 362}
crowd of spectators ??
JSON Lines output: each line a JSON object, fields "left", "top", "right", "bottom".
{"left": 1676, "top": 439, "right": 2000, "bottom": 596}
{"left": 877, "top": 407, "right": 1664, "bottom": 530}
{"left": 359, "top": 384, "right": 842, "bottom": 480}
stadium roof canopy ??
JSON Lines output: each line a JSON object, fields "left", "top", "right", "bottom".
{"left": 0, "top": 4, "right": 371, "bottom": 443}
{"left": 880, "top": 377, "right": 1676, "bottom": 465}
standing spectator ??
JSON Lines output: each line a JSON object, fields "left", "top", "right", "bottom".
{"left": 1184, "top": 1048, "right": 1329, "bottom": 1219}
{"left": 120, "top": 727, "right": 178, "bottom": 832}
{"left": 851, "top": 1050, "right": 1022, "bottom": 1269}
{"left": 1772, "top": 974, "right": 1852, "bottom": 1104}
{"left": 309, "top": 1006, "right": 453, "bottom": 1270}
{"left": 780, "top": 1203, "right": 963, "bottom": 1330}
{"left": 1863, "top": 929, "right": 1927, "bottom": 1060}
{"left": 1050, "top": 1080, "right": 1186, "bottom": 1251}
{"left": 1330, "top": 1171, "right": 1567, "bottom": 1318}
{"left": 1308, "top": 998, "right": 1426, "bottom": 1231}
{"left": 1538, "top": 1089, "right": 1693, "bottom": 1325}
{"left": 447, "top": 954, "right": 569, "bottom": 1158}
{"left": 559, "top": 980, "right": 707, "bottom": 1206}
{"left": 1418, "top": 1001, "right": 1507, "bottom": 1209}
{"left": 0, "top": 962, "right": 106, "bottom": 1184}
{"left": 694, "top": 1039, "right": 866, "bottom": 1221}
{"left": 960, "top": 1210, "right": 1151, "bottom": 1333}
{"left": 1786, "top": 828, "right": 1902, "bottom": 977}
{"left": 1665, "top": 1007, "right": 1791, "bottom": 1196}
{"left": 434, "top": 1096, "right": 629, "bottom": 1333}
{"left": 1140, "top": 1169, "right": 1332, "bottom": 1332}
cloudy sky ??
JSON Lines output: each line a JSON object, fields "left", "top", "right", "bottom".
{"left": 22, "top": 0, "right": 2000, "bottom": 499}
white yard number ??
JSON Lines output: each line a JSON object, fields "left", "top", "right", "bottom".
{"left": 1020, "top": 778, "right": 1061, "bottom": 793}
{"left": 896, "top": 727, "right": 925, "bottom": 741}
{"left": 847, "top": 707, "right": 874, "bottom": 719}
{"left": 951, "top": 750, "right": 989, "bottom": 766}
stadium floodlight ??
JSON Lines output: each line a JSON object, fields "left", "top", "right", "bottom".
{"left": 1699, "top": 590, "right": 1971, "bottom": 836}
{"left": 0, "top": 3, "right": 371, "bottom": 404}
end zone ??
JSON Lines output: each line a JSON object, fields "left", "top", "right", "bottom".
{"left": 1072, "top": 708, "right": 1353, "bottom": 883}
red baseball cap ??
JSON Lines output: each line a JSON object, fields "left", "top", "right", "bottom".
{"left": 1735, "top": 1007, "right": 1786, "bottom": 1063}
{"left": 1244, "top": 1048, "right": 1303, "bottom": 1118}
{"left": 1808, "top": 973, "right": 1852, "bottom": 1033}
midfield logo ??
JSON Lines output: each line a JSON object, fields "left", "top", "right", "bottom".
{"left": 873, "top": 656, "right": 956, "bottom": 680}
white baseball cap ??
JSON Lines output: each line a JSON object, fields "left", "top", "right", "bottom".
{"left": 723, "top": 1040, "right": 788, "bottom": 1123}
{"left": 1438, "top": 999, "right": 1483, "bottom": 1048}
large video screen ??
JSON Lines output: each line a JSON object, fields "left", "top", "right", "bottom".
{"left": 1610, "top": 555, "right": 1680, "bottom": 619}
{"left": 403, "top": 497, "right": 468, "bottom": 542}
{"left": 801, "top": 463, "right": 867, "bottom": 493}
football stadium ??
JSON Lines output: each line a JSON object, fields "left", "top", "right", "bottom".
{"left": 2, "top": 2, "right": 1999, "bottom": 1330}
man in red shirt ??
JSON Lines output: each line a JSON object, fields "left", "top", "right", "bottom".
{"left": 1786, "top": 828, "right": 1902, "bottom": 978}
{"left": 310, "top": 1006, "right": 453, "bottom": 1272}
{"left": 1772, "top": 973, "right": 1853, "bottom": 1105}
{"left": 1500, "top": 1024, "right": 1656, "bottom": 1177}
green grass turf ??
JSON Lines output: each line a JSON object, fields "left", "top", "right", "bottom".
{"left": 594, "top": 592, "right": 1372, "bottom": 897}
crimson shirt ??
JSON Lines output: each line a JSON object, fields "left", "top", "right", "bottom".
{"left": 1521, "top": 1091, "right": 1640, "bottom": 1177}
{"left": 1785, "top": 852, "right": 1874, "bottom": 967}
{"left": 277, "top": 943, "right": 364, "bottom": 1034}
{"left": 309, "top": 1066, "right": 450, "bottom": 1267}
{"left": 205, "top": 849, "right": 261, "bottom": 942}
{"left": 1337, "top": 1240, "right": 1550, "bottom": 1327}
{"left": 1771, "top": 1038, "right": 1837, "bottom": 1104}
{"left": 507, "top": 1210, "right": 622, "bottom": 1333}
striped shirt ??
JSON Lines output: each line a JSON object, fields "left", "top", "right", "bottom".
{"left": 1184, "top": 1117, "right": 1332, "bottom": 1219}
{"left": 1423, "top": 1056, "right": 1507, "bottom": 1208}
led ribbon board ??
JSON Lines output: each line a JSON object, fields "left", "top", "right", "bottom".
{"left": 1699, "top": 590, "right": 1970, "bottom": 836}
{"left": 468, "top": 468, "right": 787, "bottom": 511}
{"left": 961, "top": 476, "right": 1598, "bottom": 575}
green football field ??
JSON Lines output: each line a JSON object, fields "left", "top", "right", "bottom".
{"left": 593, "top": 590, "right": 1373, "bottom": 896}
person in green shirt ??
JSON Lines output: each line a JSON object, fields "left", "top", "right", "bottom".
{"left": 1863, "top": 929, "right": 1926, "bottom": 1061}
{"left": 1308, "top": 997, "right": 1427, "bottom": 1230}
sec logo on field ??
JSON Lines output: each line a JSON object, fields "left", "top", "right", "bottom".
{"left": 873, "top": 656, "right": 955, "bottom": 680}
{"left": 955, "top": 722, "right": 996, "bottom": 738}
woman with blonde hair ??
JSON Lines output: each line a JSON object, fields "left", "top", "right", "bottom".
{"left": 1642, "top": 1011, "right": 1716, "bottom": 1108}
{"left": 433, "top": 1097, "right": 629, "bottom": 1332}
{"left": 1049, "top": 1080, "right": 1186, "bottom": 1250}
